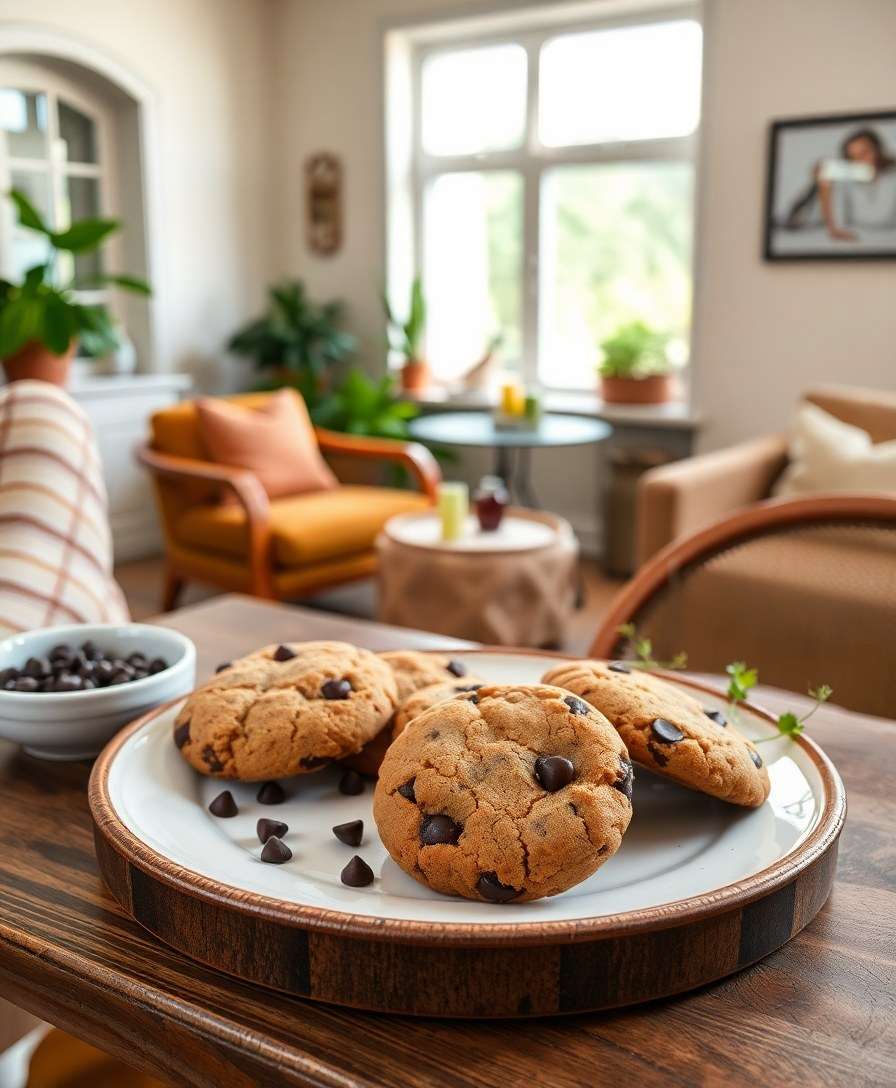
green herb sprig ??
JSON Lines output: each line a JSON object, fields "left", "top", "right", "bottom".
{"left": 616, "top": 624, "right": 687, "bottom": 671}
{"left": 722, "top": 660, "right": 833, "bottom": 742}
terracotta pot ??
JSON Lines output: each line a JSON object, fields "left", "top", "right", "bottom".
{"left": 600, "top": 373, "right": 676, "bottom": 406}
{"left": 400, "top": 358, "right": 430, "bottom": 394}
{"left": 3, "top": 340, "right": 75, "bottom": 386}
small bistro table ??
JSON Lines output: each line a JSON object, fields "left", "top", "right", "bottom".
{"left": 376, "top": 508, "right": 578, "bottom": 646}
{"left": 0, "top": 594, "right": 893, "bottom": 1088}
{"left": 408, "top": 410, "right": 611, "bottom": 506}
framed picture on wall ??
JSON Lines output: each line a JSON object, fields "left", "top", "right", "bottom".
{"left": 764, "top": 110, "right": 896, "bottom": 261}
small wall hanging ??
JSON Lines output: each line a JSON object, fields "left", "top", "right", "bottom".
{"left": 305, "top": 152, "right": 343, "bottom": 256}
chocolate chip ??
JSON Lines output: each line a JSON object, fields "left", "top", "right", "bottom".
{"left": 341, "top": 855, "right": 374, "bottom": 886}
{"left": 128, "top": 652, "right": 148, "bottom": 668}
{"left": 23, "top": 656, "right": 50, "bottom": 679}
{"left": 173, "top": 722, "right": 191, "bottom": 748}
{"left": 81, "top": 641, "right": 99, "bottom": 661}
{"left": 208, "top": 790, "right": 237, "bottom": 817}
{"left": 332, "top": 819, "right": 363, "bottom": 846}
{"left": 321, "top": 678, "right": 352, "bottom": 700}
{"left": 108, "top": 669, "right": 131, "bottom": 686}
{"left": 651, "top": 718, "right": 685, "bottom": 744}
{"left": 750, "top": 749, "right": 763, "bottom": 768}
{"left": 13, "top": 676, "right": 39, "bottom": 692}
{"left": 608, "top": 662, "right": 631, "bottom": 674}
{"left": 455, "top": 683, "right": 482, "bottom": 692}
{"left": 563, "top": 694, "right": 590, "bottom": 716}
{"left": 53, "top": 674, "right": 83, "bottom": 692}
{"left": 273, "top": 644, "right": 296, "bottom": 662}
{"left": 446, "top": 659, "right": 467, "bottom": 677}
{"left": 534, "top": 755, "right": 575, "bottom": 792}
{"left": 260, "top": 836, "right": 292, "bottom": 864}
{"left": 477, "top": 872, "right": 520, "bottom": 903}
{"left": 300, "top": 755, "right": 330, "bottom": 770}
{"left": 148, "top": 658, "right": 168, "bottom": 675}
{"left": 50, "top": 643, "right": 73, "bottom": 660}
{"left": 397, "top": 778, "right": 416, "bottom": 803}
{"left": 420, "top": 814, "right": 461, "bottom": 845}
{"left": 648, "top": 742, "right": 669, "bottom": 767}
{"left": 339, "top": 770, "right": 364, "bottom": 796}
{"left": 0, "top": 667, "right": 18, "bottom": 684}
{"left": 257, "top": 818, "right": 288, "bottom": 843}
{"left": 202, "top": 746, "right": 224, "bottom": 772}
{"left": 614, "top": 758, "right": 634, "bottom": 800}
{"left": 704, "top": 709, "right": 727, "bottom": 727}
{"left": 257, "top": 780, "right": 286, "bottom": 805}
{"left": 215, "top": 661, "right": 231, "bottom": 674}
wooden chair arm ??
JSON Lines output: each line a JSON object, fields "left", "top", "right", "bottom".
{"left": 136, "top": 445, "right": 274, "bottom": 597}
{"left": 314, "top": 428, "right": 441, "bottom": 501}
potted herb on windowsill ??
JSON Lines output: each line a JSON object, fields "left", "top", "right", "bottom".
{"left": 383, "top": 277, "right": 428, "bottom": 394}
{"left": 0, "top": 190, "right": 151, "bottom": 387}
{"left": 597, "top": 321, "right": 679, "bottom": 406}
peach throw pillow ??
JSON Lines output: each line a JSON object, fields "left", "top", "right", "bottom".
{"left": 196, "top": 389, "right": 337, "bottom": 500}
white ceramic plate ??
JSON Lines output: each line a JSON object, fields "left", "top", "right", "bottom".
{"left": 102, "top": 652, "right": 831, "bottom": 926}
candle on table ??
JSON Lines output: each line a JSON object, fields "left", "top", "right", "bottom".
{"left": 438, "top": 482, "right": 469, "bottom": 542}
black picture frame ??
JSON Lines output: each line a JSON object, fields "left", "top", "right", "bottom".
{"left": 763, "top": 109, "right": 896, "bottom": 262}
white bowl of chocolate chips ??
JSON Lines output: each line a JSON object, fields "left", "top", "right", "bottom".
{"left": 0, "top": 623, "right": 196, "bottom": 760}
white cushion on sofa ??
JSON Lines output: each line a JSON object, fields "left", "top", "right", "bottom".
{"left": 774, "top": 402, "right": 896, "bottom": 497}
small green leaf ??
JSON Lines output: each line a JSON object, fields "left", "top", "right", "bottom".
{"left": 50, "top": 217, "right": 119, "bottom": 253}
{"left": 101, "top": 273, "right": 152, "bottom": 296}
{"left": 8, "top": 189, "right": 50, "bottom": 234}
{"left": 41, "top": 292, "right": 75, "bottom": 354}
{"left": 0, "top": 296, "right": 39, "bottom": 357}
{"left": 617, "top": 622, "right": 637, "bottom": 640}
{"left": 809, "top": 684, "right": 832, "bottom": 704}
{"left": 23, "top": 263, "right": 47, "bottom": 292}
{"left": 775, "top": 711, "right": 803, "bottom": 738}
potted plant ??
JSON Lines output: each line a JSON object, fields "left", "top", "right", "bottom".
{"left": 597, "top": 321, "right": 678, "bottom": 405}
{"left": 383, "top": 278, "right": 428, "bottom": 394}
{"left": 228, "top": 280, "right": 356, "bottom": 408}
{"left": 0, "top": 190, "right": 151, "bottom": 386}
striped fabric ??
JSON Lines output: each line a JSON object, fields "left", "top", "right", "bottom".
{"left": 0, "top": 380, "right": 128, "bottom": 637}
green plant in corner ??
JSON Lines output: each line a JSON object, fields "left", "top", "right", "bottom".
{"left": 383, "top": 278, "right": 429, "bottom": 393}
{"left": 598, "top": 320, "right": 672, "bottom": 379}
{"left": 227, "top": 280, "right": 356, "bottom": 407}
{"left": 0, "top": 189, "right": 151, "bottom": 374}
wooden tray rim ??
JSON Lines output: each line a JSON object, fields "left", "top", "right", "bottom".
{"left": 89, "top": 650, "right": 847, "bottom": 949}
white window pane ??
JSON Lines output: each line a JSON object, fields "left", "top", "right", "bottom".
{"left": 422, "top": 44, "right": 526, "bottom": 156}
{"left": 539, "top": 21, "right": 702, "bottom": 147}
{"left": 57, "top": 176, "right": 103, "bottom": 288}
{"left": 539, "top": 162, "right": 692, "bottom": 389}
{"left": 7, "top": 169, "right": 53, "bottom": 279}
{"left": 59, "top": 99, "right": 97, "bottom": 164}
{"left": 0, "top": 89, "right": 48, "bottom": 159}
{"left": 424, "top": 171, "right": 523, "bottom": 381}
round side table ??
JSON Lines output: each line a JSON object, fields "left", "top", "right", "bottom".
{"left": 375, "top": 508, "right": 578, "bottom": 647}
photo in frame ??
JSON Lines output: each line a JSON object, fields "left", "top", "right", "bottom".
{"left": 764, "top": 110, "right": 896, "bottom": 261}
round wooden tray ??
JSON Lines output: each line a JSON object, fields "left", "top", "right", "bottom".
{"left": 89, "top": 652, "right": 845, "bottom": 1018}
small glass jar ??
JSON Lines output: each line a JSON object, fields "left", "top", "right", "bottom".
{"left": 474, "top": 475, "right": 509, "bottom": 532}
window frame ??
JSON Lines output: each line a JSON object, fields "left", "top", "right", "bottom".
{"left": 407, "top": 3, "right": 700, "bottom": 389}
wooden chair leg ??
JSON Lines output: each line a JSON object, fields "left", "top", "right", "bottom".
{"left": 161, "top": 569, "right": 185, "bottom": 612}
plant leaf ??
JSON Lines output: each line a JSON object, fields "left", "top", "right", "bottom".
{"left": 50, "top": 217, "right": 119, "bottom": 253}
{"left": 775, "top": 711, "right": 803, "bottom": 738}
{"left": 41, "top": 292, "right": 75, "bottom": 354}
{"left": 0, "top": 296, "right": 39, "bottom": 357}
{"left": 8, "top": 189, "right": 50, "bottom": 234}
{"left": 23, "top": 263, "right": 47, "bottom": 292}
{"left": 102, "top": 273, "right": 152, "bottom": 296}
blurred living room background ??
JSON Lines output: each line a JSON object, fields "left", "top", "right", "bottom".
{"left": 1, "top": 0, "right": 894, "bottom": 657}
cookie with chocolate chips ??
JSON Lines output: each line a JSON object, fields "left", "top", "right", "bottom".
{"left": 391, "top": 678, "right": 486, "bottom": 739}
{"left": 541, "top": 661, "right": 770, "bottom": 808}
{"left": 373, "top": 684, "right": 632, "bottom": 903}
{"left": 173, "top": 641, "right": 397, "bottom": 780}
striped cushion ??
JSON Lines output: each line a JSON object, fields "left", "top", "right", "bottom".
{"left": 0, "top": 381, "right": 128, "bottom": 637}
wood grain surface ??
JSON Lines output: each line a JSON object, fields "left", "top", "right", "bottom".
{"left": 1, "top": 595, "right": 894, "bottom": 1086}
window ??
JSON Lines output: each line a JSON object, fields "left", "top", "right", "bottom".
{"left": 399, "top": 9, "right": 701, "bottom": 389}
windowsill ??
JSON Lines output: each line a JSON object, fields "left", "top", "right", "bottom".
{"left": 68, "top": 371, "right": 193, "bottom": 396}
{"left": 405, "top": 387, "right": 701, "bottom": 430}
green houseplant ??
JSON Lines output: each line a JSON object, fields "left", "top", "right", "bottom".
{"left": 227, "top": 280, "right": 356, "bottom": 407}
{"left": 597, "top": 320, "right": 677, "bottom": 405}
{"left": 0, "top": 190, "right": 151, "bottom": 386}
{"left": 311, "top": 368, "right": 419, "bottom": 439}
{"left": 383, "top": 277, "right": 428, "bottom": 394}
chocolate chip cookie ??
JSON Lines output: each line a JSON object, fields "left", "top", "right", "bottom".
{"left": 374, "top": 684, "right": 633, "bottom": 903}
{"left": 174, "top": 641, "right": 398, "bottom": 780}
{"left": 391, "top": 678, "right": 485, "bottom": 739}
{"left": 541, "top": 661, "right": 770, "bottom": 808}
{"left": 378, "top": 650, "right": 472, "bottom": 702}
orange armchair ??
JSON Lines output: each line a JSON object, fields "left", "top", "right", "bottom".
{"left": 138, "top": 393, "right": 440, "bottom": 609}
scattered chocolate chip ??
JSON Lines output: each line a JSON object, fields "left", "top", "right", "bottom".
{"left": 208, "top": 790, "right": 237, "bottom": 817}
{"left": 651, "top": 718, "right": 685, "bottom": 744}
{"left": 202, "top": 746, "right": 224, "bottom": 772}
{"left": 341, "top": 855, "right": 374, "bottom": 886}
{"left": 534, "top": 755, "right": 575, "bottom": 792}
{"left": 273, "top": 644, "right": 296, "bottom": 662}
{"left": 420, "top": 814, "right": 461, "bottom": 846}
{"left": 260, "top": 836, "right": 292, "bottom": 864}
{"left": 257, "top": 818, "right": 288, "bottom": 844}
{"left": 563, "top": 694, "right": 590, "bottom": 716}
{"left": 397, "top": 778, "right": 416, "bottom": 803}
{"left": 257, "top": 780, "right": 286, "bottom": 805}
{"left": 173, "top": 722, "right": 191, "bottom": 748}
{"left": 321, "top": 678, "right": 352, "bottom": 700}
{"left": 23, "top": 657, "right": 50, "bottom": 679}
{"left": 608, "top": 662, "right": 631, "bottom": 674}
{"left": 477, "top": 872, "right": 520, "bottom": 903}
{"left": 749, "top": 749, "right": 763, "bottom": 768}
{"left": 148, "top": 658, "right": 168, "bottom": 675}
{"left": 613, "top": 758, "right": 634, "bottom": 800}
{"left": 446, "top": 659, "right": 467, "bottom": 677}
{"left": 215, "top": 661, "right": 231, "bottom": 674}
{"left": 704, "top": 709, "right": 727, "bottom": 727}
{"left": 339, "top": 770, "right": 364, "bottom": 796}
{"left": 13, "top": 676, "right": 39, "bottom": 692}
{"left": 332, "top": 819, "right": 363, "bottom": 846}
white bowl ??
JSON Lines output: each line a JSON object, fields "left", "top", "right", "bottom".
{"left": 0, "top": 623, "right": 196, "bottom": 760}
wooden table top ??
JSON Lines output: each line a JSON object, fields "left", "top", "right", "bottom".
{"left": 0, "top": 595, "right": 893, "bottom": 1088}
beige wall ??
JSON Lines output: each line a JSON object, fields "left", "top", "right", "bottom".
{"left": 0, "top": 0, "right": 275, "bottom": 385}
